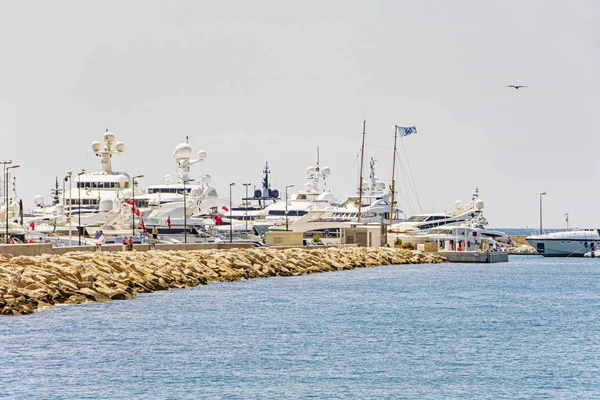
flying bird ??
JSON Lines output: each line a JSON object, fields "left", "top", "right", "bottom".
{"left": 506, "top": 85, "right": 528, "bottom": 90}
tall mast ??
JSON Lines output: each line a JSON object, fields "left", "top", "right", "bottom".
{"left": 358, "top": 120, "right": 366, "bottom": 223}
{"left": 389, "top": 125, "right": 398, "bottom": 227}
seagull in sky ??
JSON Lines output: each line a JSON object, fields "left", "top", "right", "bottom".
{"left": 506, "top": 85, "right": 528, "bottom": 90}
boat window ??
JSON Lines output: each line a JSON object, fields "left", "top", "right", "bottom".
{"left": 207, "top": 190, "right": 217, "bottom": 197}
{"left": 407, "top": 216, "right": 428, "bottom": 222}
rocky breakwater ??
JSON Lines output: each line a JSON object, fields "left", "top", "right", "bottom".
{"left": 0, "top": 247, "right": 445, "bottom": 315}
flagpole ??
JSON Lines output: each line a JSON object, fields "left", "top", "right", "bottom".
{"left": 389, "top": 125, "right": 398, "bottom": 227}
{"left": 358, "top": 120, "right": 366, "bottom": 224}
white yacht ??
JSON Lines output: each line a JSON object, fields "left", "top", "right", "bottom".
{"left": 273, "top": 158, "right": 402, "bottom": 236}
{"left": 139, "top": 141, "right": 229, "bottom": 241}
{"left": 30, "top": 129, "right": 139, "bottom": 234}
{"left": 260, "top": 159, "right": 338, "bottom": 232}
{"left": 387, "top": 189, "right": 511, "bottom": 247}
{"left": 526, "top": 229, "right": 600, "bottom": 257}
{"left": 389, "top": 189, "right": 486, "bottom": 233}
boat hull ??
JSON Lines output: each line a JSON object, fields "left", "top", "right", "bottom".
{"left": 526, "top": 238, "right": 598, "bottom": 257}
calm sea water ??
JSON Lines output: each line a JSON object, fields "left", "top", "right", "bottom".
{"left": 1, "top": 256, "right": 599, "bottom": 399}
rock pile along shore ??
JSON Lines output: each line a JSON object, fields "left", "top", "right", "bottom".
{"left": 0, "top": 247, "right": 445, "bottom": 315}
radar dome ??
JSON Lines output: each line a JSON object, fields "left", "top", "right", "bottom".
{"left": 91, "top": 141, "right": 101, "bottom": 152}
{"left": 322, "top": 166, "right": 331, "bottom": 176}
{"left": 455, "top": 200, "right": 463, "bottom": 209}
{"left": 115, "top": 141, "right": 125, "bottom": 152}
{"left": 173, "top": 143, "right": 192, "bottom": 160}
{"left": 164, "top": 174, "right": 172, "bottom": 184}
{"left": 377, "top": 181, "right": 386, "bottom": 190}
{"left": 104, "top": 131, "right": 115, "bottom": 144}
{"left": 474, "top": 199, "right": 484, "bottom": 210}
{"left": 34, "top": 195, "right": 44, "bottom": 206}
{"left": 190, "top": 187, "right": 201, "bottom": 196}
{"left": 307, "top": 166, "right": 316, "bottom": 175}
{"left": 197, "top": 150, "right": 207, "bottom": 161}
{"left": 99, "top": 198, "right": 114, "bottom": 212}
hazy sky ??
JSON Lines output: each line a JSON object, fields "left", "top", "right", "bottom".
{"left": 1, "top": 0, "right": 598, "bottom": 228}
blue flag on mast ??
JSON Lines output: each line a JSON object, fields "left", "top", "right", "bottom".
{"left": 397, "top": 126, "right": 417, "bottom": 137}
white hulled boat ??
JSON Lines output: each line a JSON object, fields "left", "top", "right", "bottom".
{"left": 274, "top": 158, "right": 402, "bottom": 236}
{"left": 526, "top": 229, "right": 600, "bottom": 257}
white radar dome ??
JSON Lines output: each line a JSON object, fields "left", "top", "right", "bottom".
{"left": 115, "top": 141, "right": 125, "bottom": 152}
{"left": 455, "top": 200, "right": 463, "bottom": 209}
{"left": 91, "top": 141, "right": 101, "bottom": 152}
{"left": 377, "top": 181, "right": 386, "bottom": 190}
{"left": 164, "top": 174, "right": 172, "bottom": 184}
{"left": 173, "top": 143, "right": 192, "bottom": 160}
{"left": 197, "top": 150, "right": 207, "bottom": 161}
{"left": 190, "top": 187, "right": 201, "bottom": 196}
{"left": 321, "top": 166, "right": 331, "bottom": 176}
{"left": 307, "top": 166, "right": 316, "bottom": 175}
{"left": 99, "top": 198, "right": 114, "bottom": 212}
{"left": 104, "top": 131, "right": 115, "bottom": 145}
{"left": 33, "top": 195, "right": 44, "bottom": 206}
{"left": 474, "top": 199, "right": 484, "bottom": 210}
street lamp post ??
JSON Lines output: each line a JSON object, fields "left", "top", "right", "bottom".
{"left": 285, "top": 184, "right": 294, "bottom": 231}
{"left": 182, "top": 178, "right": 194, "bottom": 244}
{"left": 5, "top": 164, "right": 20, "bottom": 243}
{"left": 66, "top": 172, "right": 72, "bottom": 246}
{"left": 77, "top": 170, "right": 85, "bottom": 245}
{"left": 539, "top": 192, "right": 547, "bottom": 234}
{"left": 132, "top": 175, "right": 144, "bottom": 239}
{"left": 243, "top": 183, "right": 251, "bottom": 238}
{"left": 229, "top": 183, "right": 235, "bottom": 243}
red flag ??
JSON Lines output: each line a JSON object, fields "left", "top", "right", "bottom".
{"left": 29, "top": 221, "right": 35, "bottom": 230}
{"left": 214, "top": 214, "right": 223, "bottom": 225}
{"left": 125, "top": 199, "right": 140, "bottom": 216}
{"left": 167, "top": 215, "right": 171, "bottom": 230}
{"left": 221, "top": 205, "right": 229, "bottom": 212}
{"left": 139, "top": 219, "right": 147, "bottom": 234}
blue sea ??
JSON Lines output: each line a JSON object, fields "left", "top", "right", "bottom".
{"left": 2, "top": 256, "right": 599, "bottom": 399}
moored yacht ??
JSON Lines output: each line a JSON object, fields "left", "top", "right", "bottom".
{"left": 389, "top": 189, "right": 486, "bottom": 233}
{"left": 274, "top": 158, "right": 402, "bottom": 236}
{"left": 139, "top": 140, "right": 228, "bottom": 242}
{"left": 526, "top": 229, "right": 600, "bottom": 257}
{"left": 262, "top": 157, "right": 338, "bottom": 232}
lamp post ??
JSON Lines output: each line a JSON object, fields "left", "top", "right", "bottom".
{"left": 539, "top": 192, "right": 547, "bottom": 234}
{"left": 132, "top": 175, "right": 144, "bottom": 238}
{"left": 65, "top": 172, "right": 73, "bottom": 246}
{"left": 229, "top": 183, "right": 235, "bottom": 243}
{"left": 77, "top": 170, "right": 85, "bottom": 245}
{"left": 182, "top": 178, "right": 194, "bottom": 244}
{"left": 5, "top": 164, "right": 19, "bottom": 243}
{"left": 243, "top": 183, "right": 251, "bottom": 237}
{"left": 285, "top": 184, "right": 294, "bottom": 231}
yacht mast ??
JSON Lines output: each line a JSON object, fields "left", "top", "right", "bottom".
{"left": 389, "top": 125, "right": 398, "bottom": 226}
{"left": 358, "top": 120, "right": 366, "bottom": 224}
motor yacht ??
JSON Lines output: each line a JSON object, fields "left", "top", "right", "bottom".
{"left": 526, "top": 229, "right": 600, "bottom": 257}
{"left": 272, "top": 158, "right": 402, "bottom": 237}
